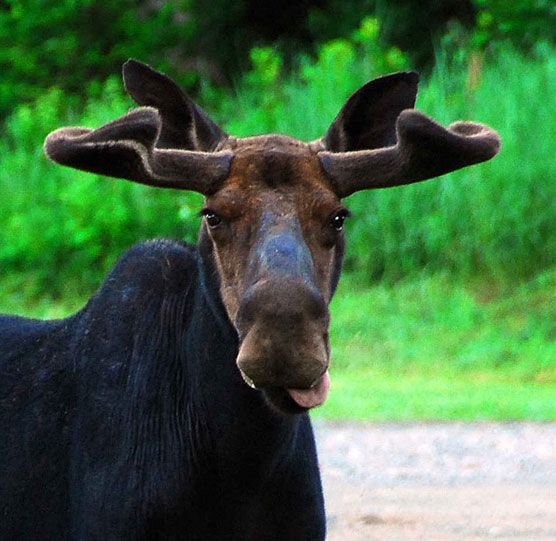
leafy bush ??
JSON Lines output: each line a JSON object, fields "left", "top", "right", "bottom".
{"left": 0, "top": 0, "right": 194, "bottom": 118}
{"left": 205, "top": 17, "right": 409, "bottom": 138}
{"left": 2, "top": 0, "right": 550, "bottom": 121}
{"left": 472, "top": 0, "right": 555, "bottom": 51}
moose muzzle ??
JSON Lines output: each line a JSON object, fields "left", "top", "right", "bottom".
{"left": 235, "top": 219, "right": 331, "bottom": 409}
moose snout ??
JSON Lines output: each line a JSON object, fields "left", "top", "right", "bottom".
{"left": 235, "top": 278, "right": 330, "bottom": 390}
{"left": 237, "top": 276, "right": 328, "bottom": 330}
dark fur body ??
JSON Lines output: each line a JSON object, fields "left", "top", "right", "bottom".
{"left": 0, "top": 238, "right": 325, "bottom": 540}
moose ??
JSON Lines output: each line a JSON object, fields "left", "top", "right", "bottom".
{"left": 0, "top": 60, "right": 500, "bottom": 540}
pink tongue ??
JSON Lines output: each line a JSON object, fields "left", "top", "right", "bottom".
{"left": 287, "top": 371, "right": 330, "bottom": 409}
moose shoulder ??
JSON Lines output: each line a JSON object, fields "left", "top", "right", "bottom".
{"left": 0, "top": 60, "right": 500, "bottom": 540}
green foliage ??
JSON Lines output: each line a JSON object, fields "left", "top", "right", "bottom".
{"left": 1, "top": 0, "right": 549, "bottom": 121}
{"left": 0, "top": 0, "right": 194, "bottom": 118}
{"left": 206, "top": 17, "right": 409, "bottom": 138}
{"left": 308, "top": 0, "right": 477, "bottom": 72}
{"left": 346, "top": 43, "right": 555, "bottom": 284}
{"left": 0, "top": 17, "right": 554, "bottom": 301}
{"left": 472, "top": 0, "right": 555, "bottom": 51}
{"left": 0, "top": 78, "right": 202, "bottom": 300}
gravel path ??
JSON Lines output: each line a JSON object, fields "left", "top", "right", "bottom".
{"left": 313, "top": 421, "right": 556, "bottom": 540}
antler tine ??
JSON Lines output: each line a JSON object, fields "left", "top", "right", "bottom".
{"left": 319, "top": 109, "right": 501, "bottom": 198}
{"left": 44, "top": 107, "right": 232, "bottom": 195}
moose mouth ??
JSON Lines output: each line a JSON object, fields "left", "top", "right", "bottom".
{"left": 240, "top": 369, "right": 331, "bottom": 414}
{"left": 286, "top": 370, "right": 331, "bottom": 409}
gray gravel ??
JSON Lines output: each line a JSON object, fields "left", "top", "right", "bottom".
{"left": 313, "top": 421, "right": 556, "bottom": 540}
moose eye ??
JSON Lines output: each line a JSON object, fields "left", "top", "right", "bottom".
{"left": 331, "top": 210, "right": 350, "bottom": 232}
{"left": 202, "top": 210, "right": 222, "bottom": 228}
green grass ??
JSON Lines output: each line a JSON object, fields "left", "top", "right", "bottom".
{"left": 313, "top": 268, "right": 556, "bottom": 420}
{"left": 329, "top": 271, "right": 556, "bottom": 382}
{"left": 316, "top": 371, "right": 556, "bottom": 420}
{"left": 0, "top": 273, "right": 87, "bottom": 319}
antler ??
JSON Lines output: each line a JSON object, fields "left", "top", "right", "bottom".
{"left": 44, "top": 60, "right": 501, "bottom": 198}
{"left": 44, "top": 105, "right": 232, "bottom": 195}
{"left": 44, "top": 60, "right": 233, "bottom": 195}
{"left": 319, "top": 109, "right": 501, "bottom": 198}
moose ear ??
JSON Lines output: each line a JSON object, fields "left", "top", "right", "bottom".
{"left": 123, "top": 59, "right": 228, "bottom": 152}
{"left": 322, "top": 71, "right": 419, "bottom": 152}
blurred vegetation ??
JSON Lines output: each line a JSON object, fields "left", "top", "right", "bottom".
{"left": 0, "top": 78, "right": 203, "bottom": 301}
{"left": 0, "top": 0, "right": 196, "bottom": 118}
{"left": 1, "top": 14, "right": 554, "bottom": 298}
{"left": 316, "top": 267, "right": 556, "bottom": 420}
{"left": 1, "top": 0, "right": 553, "bottom": 118}
{"left": 0, "top": 2, "right": 554, "bottom": 417}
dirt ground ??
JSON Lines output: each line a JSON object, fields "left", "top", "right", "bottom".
{"left": 313, "top": 421, "right": 556, "bottom": 540}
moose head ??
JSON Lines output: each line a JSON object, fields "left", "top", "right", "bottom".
{"left": 45, "top": 60, "right": 500, "bottom": 414}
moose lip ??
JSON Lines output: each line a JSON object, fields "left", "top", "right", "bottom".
{"left": 239, "top": 369, "right": 331, "bottom": 410}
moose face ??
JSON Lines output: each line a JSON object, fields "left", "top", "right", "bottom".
{"left": 200, "top": 136, "right": 348, "bottom": 412}
{"left": 44, "top": 59, "right": 500, "bottom": 414}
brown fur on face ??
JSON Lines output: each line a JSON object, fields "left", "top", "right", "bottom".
{"left": 202, "top": 134, "right": 349, "bottom": 326}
